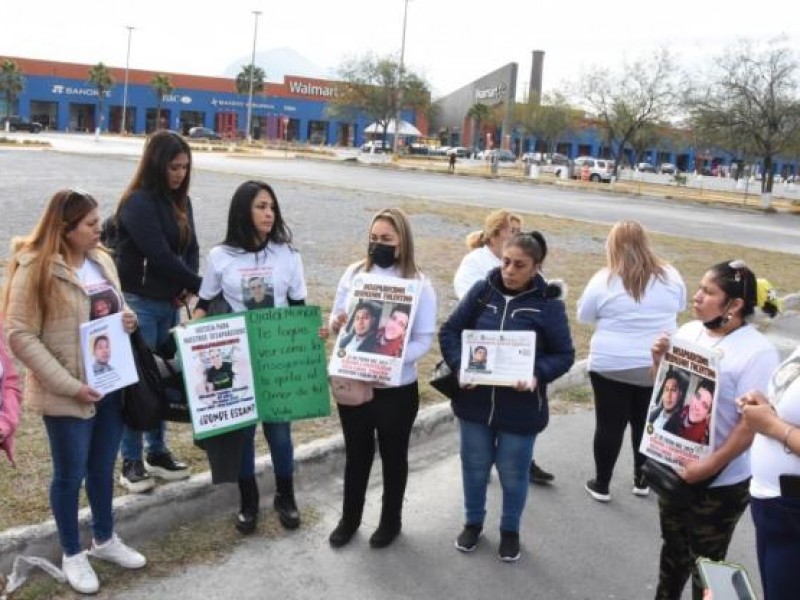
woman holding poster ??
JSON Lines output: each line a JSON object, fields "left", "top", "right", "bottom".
{"left": 326, "top": 208, "right": 437, "bottom": 549}
{"left": 4, "top": 189, "right": 145, "bottom": 594}
{"left": 439, "top": 231, "right": 575, "bottom": 562}
{"left": 194, "top": 180, "right": 307, "bottom": 535}
{"left": 577, "top": 220, "right": 686, "bottom": 503}
{"left": 650, "top": 260, "right": 780, "bottom": 600}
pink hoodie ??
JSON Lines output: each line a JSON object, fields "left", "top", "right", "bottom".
{"left": 0, "top": 324, "right": 22, "bottom": 466}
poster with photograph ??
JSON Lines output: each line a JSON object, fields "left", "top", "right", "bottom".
{"left": 80, "top": 313, "right": 138, "bottom": 394}
{"left": 328, "top": 273, "right": 420, "bottom": 386}
{"left": 459, "top": 330, "right": 536, "bottom": 388}
{"left": 640, "top": 338, "right": 720, "bottom": 469}
{"left": 174, "top": 306, "right": 330, "bottom": 440}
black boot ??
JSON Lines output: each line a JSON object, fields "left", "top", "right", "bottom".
{"left": 328, "top": 518, "right": 360, "bottom": 548}
{"left": 274, "top": 475, "right": 300, "bottom": 530}
{"left": 369, "top": 504, "right": 402, "bottom": 549}
{"left": 236, "top": 476, "right": 260, "bottom": 535}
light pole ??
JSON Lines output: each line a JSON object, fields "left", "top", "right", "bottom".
{"left": 121, "top": 25, "right": 134, "bottom": 134}
{"left": 391, "top": 0, "right": 409, "bottom": 156}
{"left": 245, "top": 10, "right": 262, "bottom": 143}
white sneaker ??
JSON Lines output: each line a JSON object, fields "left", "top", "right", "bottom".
{"left": 62, "top": 551, "right": 99, "bottom": 594}
{"left": 89, "top": 533, "right": 147, "bottom": 569}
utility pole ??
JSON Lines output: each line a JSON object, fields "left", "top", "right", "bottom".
{"left": 391, "top": 0, "right": 409, "bottom": 156}
{"left": 245, "top": 10, "right": 262, "bottom": 143}
{"left": 121, "top": 25, "right": 134, "bottom": 134}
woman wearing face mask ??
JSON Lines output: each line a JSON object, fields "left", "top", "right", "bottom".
{"left": 439, "top": 232, "right": 575, "bottom": 563}
{"left": 650, "top": 260, "right": 780, "bottom": 600}
{"left": 324, "top": 208, "right": 437, "bottom": 549}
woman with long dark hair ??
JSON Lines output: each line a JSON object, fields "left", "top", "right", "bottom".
{"left": 4, "top": 189, "right": 145, "bottom": 594}
{"left": 112, "top": 130, "right": 201, "bottom": 493}
{"left": 194, "top": 180, "right": 306, "bottom": 534}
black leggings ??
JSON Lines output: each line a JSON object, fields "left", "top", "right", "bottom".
{"left": 589, "top": 371, "right": 652, "bottom": 486}
{"left": 336, "top": 381, "right": 419, "bottom": 526}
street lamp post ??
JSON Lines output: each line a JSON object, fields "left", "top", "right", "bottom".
{"left": 391, "top": 0, "right": 409, "bottom": 156}
{"left": 121, "top": 25, "right": 134, "bottom": 134}
{"left": 245, "top": 10, "right": 262, "bottom": 143}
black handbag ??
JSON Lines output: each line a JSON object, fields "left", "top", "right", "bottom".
{"left": 641, "top": 458, "right": 719, "bottom": 506}
{"left": 121, "top": 329, "right": 167, "bottom": 431}
{"left": 154, "top": 353, "right": 191, "bottom": 423}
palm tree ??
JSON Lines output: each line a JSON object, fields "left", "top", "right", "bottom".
{"left": 467, "top": 103, "right": 491, "bottom": 150}
{"left": 235, "top": 64, "right": 266, "bottom": 96}
{"left": 88, "top": 62, "right": 114, "bottom": 134}
{"left": 151, "top": 74, "right": 174, "bottom": 130}
{"left": 0, "top": 59, "right": 25, "bottom": 121}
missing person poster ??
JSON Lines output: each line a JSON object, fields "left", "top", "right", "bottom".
{"left": 173, "top": 306, "right": 330, "bottom": 440}
{"left": 640, "top": 339, "right": 720, "bottom": 469}
{"left": 328, "top": 273, "right": 420, "bottom": 386}
{"left": 459, "top": 330, "right": 536, "bottom": 388}
{"left": 80, "top": 313, "right": 138, "bottom": 394}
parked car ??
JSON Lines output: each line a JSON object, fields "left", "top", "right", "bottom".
{"left": 360, "top": 140, "right": 392, "bottom": 153}
{"left": 572, "top": 156, "right": 615, "bottom": 182}
{"left": 659, "top": 162, "right": 678, "bottom": 175}
{"left": 480, "top": 149, "right": 516, "bottom": 162}
{"left": 187, "top": 126, "right": 221, "bottom": 140}
{"left": 2, "top": 115, "right": 43, "bottom": 133}
{"left": 637, "top": 162, "right": 656, "bottom": 173}
{"left": 449, "top": 146, "right": 472, "bottom": 158}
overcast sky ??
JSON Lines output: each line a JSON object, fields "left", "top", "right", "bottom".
{"left": 3, "top": 0, "right": 798, "bottom": 99}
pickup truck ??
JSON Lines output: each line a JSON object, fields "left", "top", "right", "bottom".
{"left": 2, "top": 115, "right": 43, "bottom": 133}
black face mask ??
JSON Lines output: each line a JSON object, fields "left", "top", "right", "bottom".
{"left": 369, "top": 242, "right": 397, "bottom": 269}
{"left": 703, "top": 300, "right": 734, "bottom": 330}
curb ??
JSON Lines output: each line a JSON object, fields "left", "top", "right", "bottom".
{"left": 0, "top": 361, "right": 589, "bottom": 574}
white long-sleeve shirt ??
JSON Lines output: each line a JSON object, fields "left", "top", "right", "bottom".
{"left": 453, "top": 245, "right": 500, "bottom": 300}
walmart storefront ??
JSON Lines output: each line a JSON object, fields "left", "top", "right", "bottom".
{"left": 4, "top": 56, "right": 426, "bottom": 145}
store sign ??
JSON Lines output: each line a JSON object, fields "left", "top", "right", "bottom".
{"left": 287, "top": 79, "right": 337, "bottom": 98}
{"left": 51, "top": 84, "right": 110, "bottom": 98}
{"left": 475, "top": 82, "right": 507, "bottom": 101}
{"left": 162, "top": 94, "right": 193, "bottom": 105}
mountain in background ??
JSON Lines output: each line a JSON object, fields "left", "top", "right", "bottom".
{"left": 224, "top": 47, "right": 333, "bottom": 82}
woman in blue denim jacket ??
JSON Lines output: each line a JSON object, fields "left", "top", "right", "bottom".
{"left": 438, "top": 231, "right": 574, "bottom": 563}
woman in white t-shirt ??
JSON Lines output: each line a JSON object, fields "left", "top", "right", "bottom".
{"left": 194, "top": 180, "right": 307, "bottom": 535}
{"left": 4, "top": 189, "right": 144, "bottom": 594}
{"left": 739, "top": 344, "right": 800, "bottom": 600}
{"left": 578, "top": 220, "right": 686, "bottom": 502}
{"left": 650, "top": 260, "right": 780, "bottom": 600}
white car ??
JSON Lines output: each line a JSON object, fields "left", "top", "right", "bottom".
{"left": 572, "top": 156, "right": 615, "bottom": 182}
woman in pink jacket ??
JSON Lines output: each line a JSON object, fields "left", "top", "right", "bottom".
{"left": 0, "top": 323, "right": 21, "bottom": 466}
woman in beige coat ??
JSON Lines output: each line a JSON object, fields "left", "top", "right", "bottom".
{"left": 4, "top": 189, "right": 146, "bottom": 595}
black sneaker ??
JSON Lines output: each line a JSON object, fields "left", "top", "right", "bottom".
{"left": 274, "top": 493, "right": 300, "bottom": 530}
{"left": 529, "top": 461, "right": 555, "bottom": 485}
{"left": 329, "top": 520, "right": 360, "bottom": 548}
{"left": 498, "top": 530, "right": 521, "bottom": 562}
{"left": 632, "top": 472, "right": 650, "bottom": 497}
{"left": 454, "top": 524, "right": 482, "bottom": 553}
{"left": 584, "top": 479, "right": 611, "bottom": 503}
{"left": 145, "top": 451, "right": 190, "bottom": 481}
{"left": 119, "top": 459, "right": 155, "bottom": 493}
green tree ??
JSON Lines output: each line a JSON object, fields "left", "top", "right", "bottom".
{"left": 235, "top": 64, "right": 266, "bottom": 96}
{"left": 514, "top": 91, "right": 575, "bottom": 156}
{"left": 684, "top": 39, "right": 800, "bottom": 197}
{"left": 467, "top": 103, "right": 492, "bottom": 150}
{"left": 151, "top": 74, "right": 174, "bottom": 130}
{"left": 580, "top": 48, "right": 678, "bottom": 176}
{"left": 0, "top": 59, "right": 25, "bottom": 121}
{"left": 332, "top": 53, "right": 430, "bottom": 147}
{"left": 88, "top": 62, "right": 114, "bottom": 133}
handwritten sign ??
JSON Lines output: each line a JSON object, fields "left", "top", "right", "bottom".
{"left": 174, "top": 306, "right": 330, "bottom": 440}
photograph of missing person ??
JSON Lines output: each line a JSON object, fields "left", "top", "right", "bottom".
{"left": 370, "top": 303, "right": 411, "bottom": 358}
{"left": 91, "top": 334, "right": 114, "bottom": 375}
{"left": 664, "top": 378, "right": 715, "bottom": 445}
{"left": 242, "top": 275, "right": 275, "bottom": 310}
{"left": 88, "top": 288, "right": 121, "bottom": 320}
{"left": 648, "top": 369, "right": 688, "bottom": 430}
{"left": 466, "top": 345, "right": 489, "bottom": 371}
{"left": 204, "top": 348, "right": 236, "bottom": 391}
{"left": 338, "top": 300, "right": 381, "bottom": 353}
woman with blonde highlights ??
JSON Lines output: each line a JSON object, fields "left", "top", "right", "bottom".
{"left": 577, "top": 220, "right": 686, "bottom": 502}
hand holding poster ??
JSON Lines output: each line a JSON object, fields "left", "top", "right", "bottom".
{"left": 328, "top": 273, "right": 420, "bottom": 386}
{"left": 640, "top": 338, "right": 719, "bottom": 469}
{"left": 80, "top": 313, "right": 138, "bottom": 394}
{"left": 459, "top": 330, "right": 536, "bottom": 388}
{"left": 174, "top": 306, "right": 330, "bottom": 440}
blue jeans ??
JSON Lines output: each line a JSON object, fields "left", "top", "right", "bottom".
{"left": 44, "top": 392, "right": 124, "bottom": 555}
{"left": 238, "top": 422, "right": 295, "bottom": 479}
{"left": 120, "top": 293, "right": 178, "bottom": 460}
{"left": 459, "top": 418, "right": 535, "bottom": 532}
{"left": 751, "top": 496, "right": 800, "bottom": 600}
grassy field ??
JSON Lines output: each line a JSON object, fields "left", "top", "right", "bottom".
{"left": 1, "top": 200, "right": 798, "bottom": 534}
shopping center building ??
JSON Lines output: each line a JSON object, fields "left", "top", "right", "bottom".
{"left": 1, "top": 56, "right": 427, "bottom": 145}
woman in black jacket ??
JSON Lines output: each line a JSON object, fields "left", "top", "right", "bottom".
{"left": 439, "top": 232, "right": 574, "bottom": 563}
{"left": 112, "top": 130, "right": 202, "bottom": 493}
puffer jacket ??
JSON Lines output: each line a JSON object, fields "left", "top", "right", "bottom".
{"left": 5, "top": 249, "right": 124, "bottom": 419}
{"left": 439, "top": 268, "right": 575, "bottom": 435}
{"left": 0, "top": 324, "right": 22, "bottom": 465}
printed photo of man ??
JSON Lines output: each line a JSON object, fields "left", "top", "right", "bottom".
{"left": 243, "top": 276, "right": 274, "bottom": 310}
{"left": 91, "top": 335, "right": 114, "bottom": 375}
{"left": 204, "top": 349, "right": 236, "bottom": 391}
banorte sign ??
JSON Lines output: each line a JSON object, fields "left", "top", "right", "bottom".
{"left": 475, "top": 82, "right": 507, "bottom": 101}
